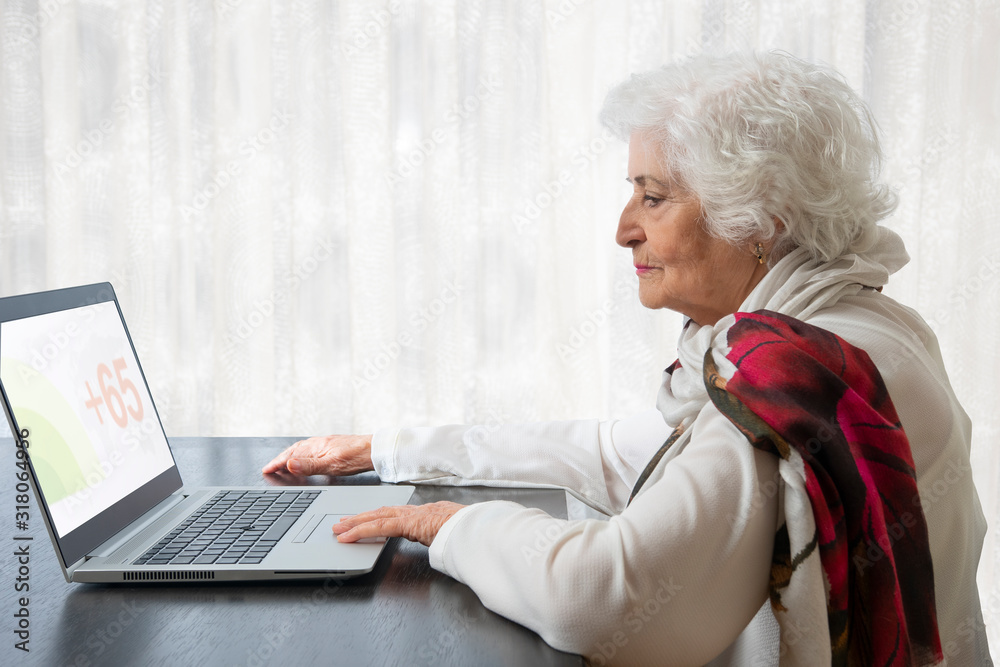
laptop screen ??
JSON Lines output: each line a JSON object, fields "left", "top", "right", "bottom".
{"left": 1, "top": 292, "right": 176, "bottom": 540}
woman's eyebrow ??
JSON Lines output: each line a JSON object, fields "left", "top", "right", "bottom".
{"left": 627, "top": 175, "right": 673, "bottom": 190}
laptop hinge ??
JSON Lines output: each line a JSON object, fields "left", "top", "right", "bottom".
{"left": 88, "top": 491, "right": 193, "bottom": 559}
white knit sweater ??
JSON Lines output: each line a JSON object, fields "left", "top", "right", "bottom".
{"left": 372, "top": 230, "right": 990, "bottom": 666}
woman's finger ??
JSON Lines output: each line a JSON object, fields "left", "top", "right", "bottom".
{"left": 334, "top": 505, "right": 411, "bottom": 531}
{"left": 335, "top": 516, "right": 409, "bottom": 543}
{"left": 333, "top": 502, "right": 464, "bottom": 547}
{"left": 261, "top": 443, "right": 299, "bottom": 473}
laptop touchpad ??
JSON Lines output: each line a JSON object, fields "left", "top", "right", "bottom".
{"left": 300, "top": 514, "right": 386, "bottom": 545}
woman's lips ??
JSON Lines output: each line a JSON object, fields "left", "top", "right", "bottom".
{"left": 635, "top": 264, "right": 656, "bottom": 275}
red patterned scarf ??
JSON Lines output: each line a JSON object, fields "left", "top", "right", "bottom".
{"left": 704, "top": 310, "right": 942, "bottom": 666}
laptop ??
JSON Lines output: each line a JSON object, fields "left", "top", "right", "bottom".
{"left": 0, "top": 282, "right": 413, "bottom": 583}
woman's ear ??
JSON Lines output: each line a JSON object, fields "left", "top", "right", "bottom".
{"left": 762, "top": 216, "right": 787, "bottom": 265}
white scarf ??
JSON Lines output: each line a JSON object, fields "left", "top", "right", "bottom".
{"left": 656, "top": 226, "right": 910, "bottom": 430}
{"left": 654, "top": 226, "right": 913, "bottom": 664}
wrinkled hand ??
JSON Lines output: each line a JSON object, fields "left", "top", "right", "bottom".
{"left": 262, "top": 434, "right": 374, "bottom": 476}
{"left": 332, "top": 501, "right": 466, "bottom": 547}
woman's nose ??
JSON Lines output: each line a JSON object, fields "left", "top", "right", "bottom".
{"left": 616, "top": 199, "right": 644, "bottom": 248}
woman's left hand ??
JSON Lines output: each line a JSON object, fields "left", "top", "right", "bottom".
{"left": 332, "top": 501, "right": 466, "bottom": 547}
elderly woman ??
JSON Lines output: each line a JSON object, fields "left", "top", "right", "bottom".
{"left": 264, "top": 52, "right": 989, "bottom": 665}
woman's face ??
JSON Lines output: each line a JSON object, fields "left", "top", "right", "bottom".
{"left": 616, "top": 134, "right": 769, "bottom": 326}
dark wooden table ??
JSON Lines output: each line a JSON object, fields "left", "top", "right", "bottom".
{"left": 0, "top": 437, "right": 584, "bottom": 666}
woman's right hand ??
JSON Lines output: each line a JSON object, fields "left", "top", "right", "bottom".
{"left": 262, "top": 434, "right": 374, "bottom": 476}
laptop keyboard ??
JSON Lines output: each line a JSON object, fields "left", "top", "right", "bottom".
{"left": 134, "top": 490, "right": 320, "bottom": 566}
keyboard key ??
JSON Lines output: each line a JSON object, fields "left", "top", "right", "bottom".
{"left": 261, "top": 515, "right": 299, "bottom": 542}
{"left": 146, "top": 490, "right": 307, "bottom": 567}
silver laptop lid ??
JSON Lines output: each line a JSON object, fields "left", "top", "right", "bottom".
{"left": 0, "top": 283, "right": 182, "bottom": 570}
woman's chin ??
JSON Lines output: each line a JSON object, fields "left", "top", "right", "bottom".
{"left": 636, "top": 291, "right": 659, "bottom": 310}
{"left": 637, "top": 293, "right": 674, "bottom": 312}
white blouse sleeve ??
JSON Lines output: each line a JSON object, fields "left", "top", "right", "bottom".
{"left": 371, "top": 408, "right": 671, "bottom": 514}
{"left": 427, "top": 403, "right": 780, "bottom": 666}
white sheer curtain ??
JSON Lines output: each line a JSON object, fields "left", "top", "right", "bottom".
{"left": 1, "top": 0, "right": 997, "bottom": 655}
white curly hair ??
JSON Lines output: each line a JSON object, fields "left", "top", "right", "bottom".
{"left": 599, "top": 51, "right": 898, "bottom": 263}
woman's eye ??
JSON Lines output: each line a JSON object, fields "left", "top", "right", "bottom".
{"left": 643, "top": 194, "right": 664, "bottom": 206}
